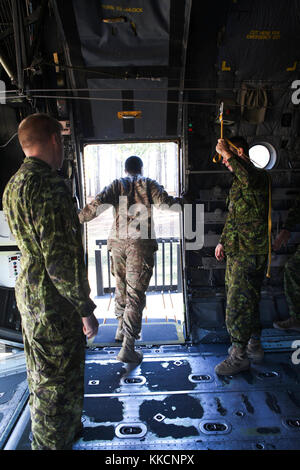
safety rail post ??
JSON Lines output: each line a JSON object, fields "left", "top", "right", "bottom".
{"left": 177, "top": 243, "right": 183, "bottom": 293}
{"left": 170, "top": 239, "right": 173, "bottom": 288}
{"left": 154, "top": 251, "right": 158, "bottom": 289}
{"left": 107, "top": 248, "right": 111, "bottom": 291}
{"left": 95, "top": 241, "right": 104, "bottom": 297}
{"left": 162, "top": 239, "right": 165, "bottom": 288}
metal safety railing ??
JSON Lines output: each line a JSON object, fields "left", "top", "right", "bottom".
{"left": 94, "top": 238, "right": 182, "bottom": 297}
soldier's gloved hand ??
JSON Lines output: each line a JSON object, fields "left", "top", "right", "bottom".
{"left": 215, "top": 243, "right": 225, "bottom": 261}
{"left": 82, "top": 313, "right": 99, "bottom": 339}
{"left": 273, "top": 229, "right": 291, "bottom": 251}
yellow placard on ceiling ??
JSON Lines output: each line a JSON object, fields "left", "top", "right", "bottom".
{"left": 246, "top": 30, "right": 280, "bottom": 40}
{"left": 102, "top": 4, "right": 143, "bottom": 13}
{"left": 117, "top": 111, "right": 142, "bottom": 119}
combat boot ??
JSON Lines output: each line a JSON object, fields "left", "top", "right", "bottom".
{"left": 228, "top": 337, "right": 264, "bottom": 363}
{"left": 246, "top": 337, "right": 264, "bottom": 363}
{"left": 215, "top": 345, "right": 250, "bottom": 376}
{"left": 115, "top": 317, "right": 124, "bottom": 342}
{"left": 273, "top": 317, "right": 300, "bottom": 332}
{"left": 116, "top": 336, "right": 143, "bottom": 364}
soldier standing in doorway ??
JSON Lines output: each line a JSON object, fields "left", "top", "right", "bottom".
{"left": 3, "top": 113, "right": 99, "bottom": 450}
{"left": 79, "top": 156, "right": 185, "bottom": 364}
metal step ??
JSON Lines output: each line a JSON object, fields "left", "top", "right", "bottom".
{"left": 92, "top": 318, "right": 186, "bottom": 347}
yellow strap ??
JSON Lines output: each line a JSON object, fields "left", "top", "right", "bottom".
{"left": 266, "top": 175, "right": 272, "bottom": 278}
{"left": 225, "top": 138, "right": 239, "bottom": 153}
{"left": 220, "top": 114, "right": 223, "bottom": 139}
{"left": 213, "top": 136, "right": 248, "bottom": 164}
{"left": 213, "top": 111, "right": 224, "bottom": 163}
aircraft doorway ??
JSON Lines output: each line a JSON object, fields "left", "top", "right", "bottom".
{"left": 83, "top": 142, "right": 186, "bottom": 346}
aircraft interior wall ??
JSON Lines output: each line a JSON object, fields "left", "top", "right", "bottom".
{"left": 183, "top": 0, "right": 300, "bottom": 343}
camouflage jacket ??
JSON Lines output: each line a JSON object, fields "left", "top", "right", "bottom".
{"left": 3, "top": 157, "right": 96, "bottom": 319}
{"left": 79, "top": 175, "right": 183, "bottom": 249}
{"left": 219, "top": 155, "right": 270, "bottom": 255}
{"left": 283, "top": 192, "right": 300, "bottom": 231}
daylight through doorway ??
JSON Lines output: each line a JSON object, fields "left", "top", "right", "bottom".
{"left": 83, "top": 142, "right": 185, "bottom": 344}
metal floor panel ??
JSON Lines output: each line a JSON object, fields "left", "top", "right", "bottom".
{"left": 92, "top": 319, "right": 185, "bottom": 347}
{"left": 71, "top": 345, "right": 300, "bottom": 450}
{"left": 0, "top": 341, "right": 28, "bottom": 450}
{"left": 0, "top": 373, "right": 28, "bottom": 449}
{"left": 8, "top": 344, "right": 300, "bottom": 450}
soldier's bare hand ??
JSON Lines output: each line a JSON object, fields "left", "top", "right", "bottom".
{"left": 273, "top": 229, "right": 291, "bottom": 251}
{"left": 216, "top": 139, "right": 231, "bottom": 159}
{"left": 78, "top": 211, "right": 84, "bottom": 224}
{"left": 215, "top": 243, "right": 225, "bottom": 261}
{"left": 82, "top": 313, "right": 99, "bottom": 339}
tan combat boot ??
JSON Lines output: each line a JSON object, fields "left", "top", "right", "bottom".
{"left": 115, "top": 317, "right": 124, "bottom": 342}
{"left": 246, "top": 337, "right": 264, "bottom": 363}
{"left": 273, "top": 317, "right": 300, "bottom": 332}
{"left": 116, "top": 336, "right": 143, "bottom": 364}
{"left": 215, "top": 345, "right": 250, "bottom": 376}
{"left": 228, "top": 337, "right": 264, "bottom": 363}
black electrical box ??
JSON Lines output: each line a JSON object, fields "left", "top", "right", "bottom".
{"left": 0, "top": 286, "right": 22, "bottom": 332}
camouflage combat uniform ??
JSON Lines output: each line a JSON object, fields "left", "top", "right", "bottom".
{"left": 282, "top": 192, "right": 300, "bottom": 319}
{"left": 220, "top": 155, "right": 270, "bottom": 347}
{"left": 79, "top": 175, "right": 182, "bottom": 340}
{"left": 3, "top": 157, "right": 96, "bottom": 450}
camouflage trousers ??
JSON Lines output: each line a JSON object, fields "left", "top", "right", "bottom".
{"left": 225, "top": 254, "right": 268, "bottom": 348}
{"left": 110, "top": 240, "right": 156, "bottom": 339}
{"left": 284, "top": 244, "right": 300, "bottom": 318}
{"left": 21, "top": 307, "right": 85, "bottom": 450}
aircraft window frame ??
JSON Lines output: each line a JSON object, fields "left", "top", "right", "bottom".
{"left": 249, "top": 142, "right": 277, "bottom": 170}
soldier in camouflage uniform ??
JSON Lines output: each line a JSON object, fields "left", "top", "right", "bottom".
{"left": 273, "top": 192, "right": 300, "bottom": 331}
{"left": 79, "top": 156, "right": 184, "bottom": 364}
{"left": 3, "top": 113, "right": 99, "bottom": 450}
{"left": 214, "top": 137, "right": 269, "bottom": 375}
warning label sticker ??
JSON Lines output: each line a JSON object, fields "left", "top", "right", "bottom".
{"left": 102, "top": 4, "right": 143, "bottom": 13}
{"left": 246, "top": 30, "right": 280, "bottom": 40}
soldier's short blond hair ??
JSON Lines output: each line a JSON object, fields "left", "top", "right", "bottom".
{"left": 18, "top": 113, "right": 62, "bottom": 149}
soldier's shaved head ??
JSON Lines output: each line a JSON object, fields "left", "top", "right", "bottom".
{"left": 18, "top": 113, "right": 62, "bottom": 149}
{"left": 125, "top": 156, "right": 143, "bottom": 175}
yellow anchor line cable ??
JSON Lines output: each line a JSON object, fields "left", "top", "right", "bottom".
{"left": 266, "top": 175, "right": 272, "bottom": 278}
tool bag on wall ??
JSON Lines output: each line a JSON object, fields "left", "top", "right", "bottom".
{"left": 239, "top": 83, "right": 268, "bottom": 124}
